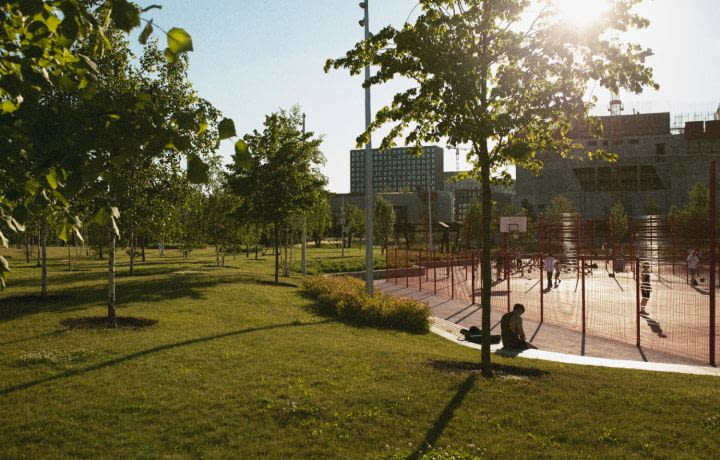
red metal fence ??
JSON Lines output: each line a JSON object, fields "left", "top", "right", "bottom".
{"left": 386, "top": 247, "right": 720, "bottom": 366}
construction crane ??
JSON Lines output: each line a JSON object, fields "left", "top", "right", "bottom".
{"left": 446, "top": 145, "right": 471, "bottom": 171}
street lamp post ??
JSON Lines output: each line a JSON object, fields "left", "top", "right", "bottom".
{"left": 360, "top": 1, "right": 373, "bottom": 295}
{"left": 301, "top": 112, "right": 307, "bottom": 277}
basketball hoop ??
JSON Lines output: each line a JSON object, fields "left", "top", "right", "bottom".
{"left": 500, "top": 217, "right": 528, "bottom": 234}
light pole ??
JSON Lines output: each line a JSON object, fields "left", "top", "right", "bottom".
{"left": 301, "top": 112, "right": 307, "bottom": 276}
{"left": 360, "top": 1, "right": 373, "bottom": 295}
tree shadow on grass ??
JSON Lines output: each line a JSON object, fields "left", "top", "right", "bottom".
{"left": 0, "top": 272, "right": 254, "bottom": 323}
{"left": 407, "top": 361, "right": 548, "bottom": 459}
{"left": 254, "top": 280, "right": 298, "bottom": 288}
{"left": 0, "top": 319, "right": 333, "bottom": 397}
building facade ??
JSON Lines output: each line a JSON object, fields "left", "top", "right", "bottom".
{"left": 350, "top": 145, "right": 444, "bottom": 194}
{"left": 516, "top": 112, "right": 720, "bottom": 219}
{"left": 443, "top": 172, "right": 514, "bottom": 221}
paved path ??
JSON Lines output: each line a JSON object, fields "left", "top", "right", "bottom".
{"left": 376, "top": 281, "right": 720, "bottom": 376}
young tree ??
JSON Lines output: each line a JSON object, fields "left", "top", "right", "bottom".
{"left": 345, "top": 204, "right": 365, "bottom": 249}
{"left": 462, "top": 199, "right": 483, "bottom": 250}
{"left": 609, "top": 201, "right": 629, "bottom": 243}
{"left": 546, "top": 194, "right": 577, "bottom": 220}
{"left": 374, "top": 196, "right": 396, "bottom": 254}
{"left": 227, "top": 106, "right": 328, "bottom": 283}
{"left": 307, "top": 195, "right": 332, "bottom": 248}
{"left": 327, "top": 0, "right": 657, "bottom": 376}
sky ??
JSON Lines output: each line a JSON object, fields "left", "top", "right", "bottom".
{"left": 138, "top": 0, "right": 720, "bottom": 193}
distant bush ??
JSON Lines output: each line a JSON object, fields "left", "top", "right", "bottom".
{"left": 301, "top": 276, "right": 430, "bottom": 333}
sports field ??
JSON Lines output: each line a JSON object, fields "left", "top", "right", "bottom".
{"left": 387, "top": 250, "right": 719, "bottom": 364}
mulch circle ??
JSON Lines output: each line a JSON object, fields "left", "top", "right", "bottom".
{"left": 60, "top": 316, "right": 158, "bottom": 329}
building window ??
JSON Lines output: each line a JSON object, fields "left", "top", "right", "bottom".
{"left": 629, "top": 139, "right": 639, "bottom": 144}
{"left": 655, "top": 143, "right": 665, "bottom": 155}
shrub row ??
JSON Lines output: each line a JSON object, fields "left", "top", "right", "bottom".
{"left": 301, "top": 276, "right": 430, "bottom": 333}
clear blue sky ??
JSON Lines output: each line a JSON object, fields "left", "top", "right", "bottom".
{"left": 140, "top": 1, "right": 720, "bottom": 193}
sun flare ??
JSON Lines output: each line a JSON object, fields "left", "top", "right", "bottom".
{"left": 552, "top": 0, "right": 611, "bottom": 27}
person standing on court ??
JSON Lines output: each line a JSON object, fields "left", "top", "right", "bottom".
{"left": 545, "top": 254, "right": 555, "bottom": 289}
{"left": 554, "top": 258, "right": 562, "bottom": 288}
{"left": 640, "top": 262, "right": 651, "bottom": 315}
{"left": 687, "top": 250, "right": 700, "bottom": 286}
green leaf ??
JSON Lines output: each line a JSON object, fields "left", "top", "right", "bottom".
{"left": 234, "top": 140, "right": 253, "bottom": 169}
{"left": 110, "top": 0, "right": 141, "bottom": 32}
{"left": 58, "top": 222, "right": 69, "bottom": 243}
{"left": 139, "top": 20, "right": 154, "bottom": 45}
{"left": 166, "top": 27, "right": 194, "bottom": 54}
{"left": 46, "top": 170, "right": 59, "bottom": 190}
{"left": 92, "top": 207, "right": 110, "bottom": 226}
{"left": 78, "top": 54, "right": 99, "bottom": 74}
{"left": 1, "top": 100, "right": 19, "bottom": 114}
{"left": 187, "top": 154, "right": 210, "bottom": 184}
{"left": 218, "top": 118, "right": 236, "bottom": 140}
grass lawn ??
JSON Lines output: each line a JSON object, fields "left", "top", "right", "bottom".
{"left": 0, "top": 245, "right": 718, "bottom": 459}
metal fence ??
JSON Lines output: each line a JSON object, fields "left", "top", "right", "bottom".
{"left": 386, "top": 246, "right": 720, "bottom": 366}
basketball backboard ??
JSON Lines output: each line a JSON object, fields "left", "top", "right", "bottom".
{"left": 500, "top": 216, "right": 527, "bottom": 233}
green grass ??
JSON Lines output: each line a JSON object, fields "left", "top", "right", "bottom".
{"left": 0, "top": 245, "right": 718, "bottom": 458}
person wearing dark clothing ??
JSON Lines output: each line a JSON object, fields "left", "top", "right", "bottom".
{"left": 500, "top": 304, "right": 537, "bottom": 349}
{"left": 640, "top": 262, "right": 651, "bottom": 315}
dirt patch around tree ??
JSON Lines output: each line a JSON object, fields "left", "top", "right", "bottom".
{"left": 60, "top": 316, "right": 158, "bottom": 329}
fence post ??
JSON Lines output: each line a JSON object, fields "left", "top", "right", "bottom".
{"left": 394, "top": 246, "right": 399, "bottom": 285}
{"left": 450, "top": 251, "right": 455, "bottom": 300}
{"left": 506, "top": 252, "right": 511, "bottom": 312}
{"left": 405, "top": 249, "right": 409, "bottom": 289}
{"left": 419, "top": 250, "right": 423, "bottom": 291}
{"left": 433, "top": 250, "right": 437, "bottom": 295}
{"left": 540, "top": 253, "right": 544, "bottom": 322}
{"left": 710, "top": 160, "right": 716, "bottom": 366}
{"left": 581, "top": 257, "right": 586, "bottom": 337}
{"left": 471, "top": 251, "right": 476, "bottom": 305}
{"left": 636, "top": 257, "right": 641, "bottom": 348}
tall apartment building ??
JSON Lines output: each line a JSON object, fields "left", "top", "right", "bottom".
{"left": 349, "top": 145, "right": 444, "bottom": 193}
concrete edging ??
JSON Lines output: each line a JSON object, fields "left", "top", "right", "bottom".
{"left": 429, "top": 325, "right": 720, "bottom": 377}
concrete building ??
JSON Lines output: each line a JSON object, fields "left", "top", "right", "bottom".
{"left": 329, "top": 191, "right": 454, "bottom": 226}
{"left": 516, "top": 112, "right": 720, "bottom": 219}
{"left": 443, "top": 172, "right": 514, "bottom": 221}
{"left": 350, "top": 145, "right": 444, "bottom": 193}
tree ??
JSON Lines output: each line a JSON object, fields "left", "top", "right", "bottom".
{"left": 546, "top": 194, "right": 577, "bottom": 220}
{"left": 307, "top": 195, "right": 332, "bottom": 248}
{"left": 642, "top": 199, "right": 661, "bottom": 216}
{"left": 374, "top": 196, "right": 396, "bottom": 254}
{"left": 609, "top": 201, "right": 629, "bottom": 243}
{"left": 0, "top": 1, "right": 201, "bottom": 290}
{"left": 227, "top": 106, "right": 328, "bottom": 283}
{"left": 345, "top": 204, "right": 365, "bottom": 249}
{"left": 462, "top": 199, "right": 483, "bottom": 249}
{"left": 327, "top": 0, "right": 657, "bottom": 376}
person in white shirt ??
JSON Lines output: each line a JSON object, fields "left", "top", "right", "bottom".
{"left": 687, "top": 250, "right": 700, "bottom": 286}
{"left": 545, "top": 254, "right": 555, "bottom": 289}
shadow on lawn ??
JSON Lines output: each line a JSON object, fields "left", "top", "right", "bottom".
{"left": 0, "top": 319, "right": 333, "bottom": 397}
{"left": 407, "top": 361, "right": 548, "bottom": 459}
{"left": 0, "top": 272, "right": 253, "bottom": 322}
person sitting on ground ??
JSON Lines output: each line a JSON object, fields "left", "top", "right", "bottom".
{"left": 500, "top": 303, "right": 537, "bottom": 350}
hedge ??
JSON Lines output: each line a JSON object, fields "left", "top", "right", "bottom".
{"left": 301, "top": 276, "right": 430, "bottom": 333}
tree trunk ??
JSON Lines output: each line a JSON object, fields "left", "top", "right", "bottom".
{"left": 479, "top": 141, "right": 493, "bottom": 378}
{"left": 36, "top": 231, "right": 41, "bottom": 267}
{"left": 289, "top": 230, "right": 294, "bottom": 276}
{"left": 255, "top": 245, "right": 259, "bottom": 260}
{"left": 159, "top": 240, "right": 165, "bottom": 257}
{"left": 40, "top": 225, "right": 47, "bottom": 298}
{"left": 215, "top": 244, "right": 220, "bottom": 267}
{"left": 274, "top": 223, "right": 280, "bottom": 283}
{"left": 141, "top": 236, "right": 146, "bottom": 262}
{"left": 24, "top": 234, "right": 30, "bottom": 264}
{"left": 98, "top": 244, "right": 104, "bottom": 260}
{"left": 129, "top": 231, "right": 135, "bottom": 275}
{"left": 108, "top": 229, "right": 117, "bottom": 328}
{"left": 67, "top": 241, "right": 72, "bottom": 271}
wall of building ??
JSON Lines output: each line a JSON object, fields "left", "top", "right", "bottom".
{"left": 349, "top": 146, "right": 444, "bottom": 194}
{"left": 516, "top": 114, "right": 720, "bottom": 219}
{"left": 330, "top": 191, "right": 454, "bottom": 225}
